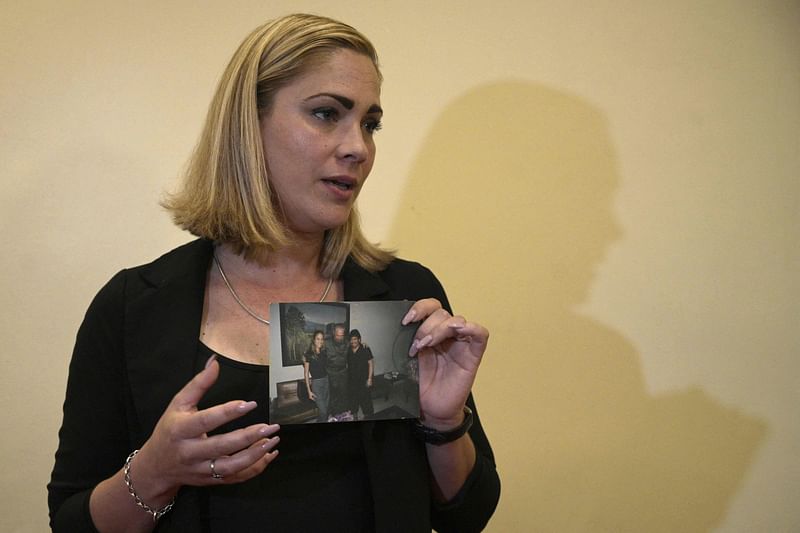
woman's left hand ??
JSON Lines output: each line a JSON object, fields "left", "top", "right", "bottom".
{"left": 403, "top": 298, "right": 489, "bottom": 430}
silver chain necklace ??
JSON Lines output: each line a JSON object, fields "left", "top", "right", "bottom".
{"left": 213, "top": 252, "right": 333, "bottom": 326}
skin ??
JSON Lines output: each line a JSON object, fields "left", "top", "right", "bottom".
{"left": 314, "top": 332, "right": 325, "bottom": 352}
{"left": 260, "top": 49, "right": 383, "bottom": 235}
{"left": 87, "top": 49, "right": 488, "bottom": 532}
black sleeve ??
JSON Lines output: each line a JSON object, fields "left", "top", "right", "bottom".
{"left": 48, "top": 271, "right": 132, "bottom": 532}
{"left": 430, "top": 394, "right": 501, "bottom": 533}
{"left": 389, "top": 262, "right": 501, "bottom": 532}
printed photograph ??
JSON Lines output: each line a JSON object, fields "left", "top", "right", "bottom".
{"left": 269, "top": 301, "right": 420, "bottom": 425}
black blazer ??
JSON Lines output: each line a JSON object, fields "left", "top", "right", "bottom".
{"left": 49, "top": 239, "right": 499, "bottom": 532}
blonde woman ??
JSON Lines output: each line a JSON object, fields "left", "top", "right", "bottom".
{"left": 49, "top": 13, "right": 499, "bottom": 532}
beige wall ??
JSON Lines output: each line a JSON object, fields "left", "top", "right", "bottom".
{"left": 1, "top": 1, "right": 797, "bottom": 531}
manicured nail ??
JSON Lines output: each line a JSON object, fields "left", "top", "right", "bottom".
{"left": 402, "top": 308, "right": 417, "bottom": 325}
{"left": 205, "top": 354, "right": 217, "bottom": 369}
{"left": 408, "top": 340, "right": 418, "bottom": 357}
{"left": 262, "top": 436, "right": 280, "bottom": 448}
{"left": 238, "top": 401, "right": 257, "bottom": 411}
{"left": 417, "top": 335, "right": 433, "bottom": 349}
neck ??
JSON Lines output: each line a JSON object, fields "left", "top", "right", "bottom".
{"left": 217, "top": 232, "right": 326, "bottom": 284}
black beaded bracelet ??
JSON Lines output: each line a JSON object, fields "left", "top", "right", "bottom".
{"left": 412, "top": 406, "right": 473, "bottom": 445}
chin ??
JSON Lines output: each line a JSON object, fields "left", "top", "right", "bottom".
{"left": 292, "top": 212, "right": 352, "bottom": 235}
{"left": 320, "top": 207, "right": 355, "bottom": 230}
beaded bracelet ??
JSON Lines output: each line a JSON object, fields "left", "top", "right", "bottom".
{"left": 123, "top": 449, "right": 175, "bottom": 522}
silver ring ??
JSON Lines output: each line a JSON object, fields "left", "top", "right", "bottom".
{"left": 210, "top": 458, "right": 224, "bottom": 480}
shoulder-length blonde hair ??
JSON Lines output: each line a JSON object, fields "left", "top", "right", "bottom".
{"left": 162, "top": 13, "right": 393, "bottom": 278}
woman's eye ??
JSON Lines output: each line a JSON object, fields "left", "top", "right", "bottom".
{"left": 312, "top": 108, "right": 338, "bottom": 121}
{"left": 364, "top": 119, "right": 383, "bottom": 134}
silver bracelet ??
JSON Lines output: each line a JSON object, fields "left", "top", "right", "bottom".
{"left": 123, "top": 449, "right": 175, "bottom": 522}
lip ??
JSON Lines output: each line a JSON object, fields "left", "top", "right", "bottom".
{"left": 321, "top": 175, "right": 359, "bottom": 200}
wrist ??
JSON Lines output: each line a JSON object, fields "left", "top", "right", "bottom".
{"left": 124, "top": 449, "right": 177, "bottom": 522}
{"left": 130, "top": 446, "right": 179, "bottom": 505}
{"left": 413, "top": 406, "right": 473, "bottom": 445}
{"left": 419, "top": 407, "right": 466, "bottom": 431}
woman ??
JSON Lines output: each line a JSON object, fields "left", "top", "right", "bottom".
{"left": 302, "top": 330, "right": 329, "bottom": 422}
{"left": 48, "top": 13, "right": 499, "bottom": 533}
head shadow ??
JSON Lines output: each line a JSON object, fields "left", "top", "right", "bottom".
{"left": 388, "top": 81, "right": 766, "bottom": 531}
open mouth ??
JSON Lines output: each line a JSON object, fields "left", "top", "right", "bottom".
{"left": 322, "top": 178, "right": 355, "bottom": 191}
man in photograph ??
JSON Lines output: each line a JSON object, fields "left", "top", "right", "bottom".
{"left": 326, "top": 324, "right": 352, "bottom": 421}
{"left": 347, "top": 329, "right": 374, "bottom": 420}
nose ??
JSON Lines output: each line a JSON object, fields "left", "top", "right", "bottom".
{"left": 336, "top": 121, "right": 370, "bottom": 163}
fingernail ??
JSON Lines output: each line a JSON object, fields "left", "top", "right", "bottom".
{"left": 205, "top": 354, "right": 217, "bottom": 369}
{"left": 408, "top": 340, "right": 418, "bottom": 357}
{"left": 402, "top": 309, "right": 417, "bottom": 325}
{"left": 417, "top": 335, "right": 433, "bottom": 349}
{"left": 262, "top": 436, "right": 280, "bottom": 448}
{"left": 238, "top": 401, "right": 257, "bottom": 411}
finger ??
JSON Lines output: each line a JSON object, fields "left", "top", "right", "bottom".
{"left": 408, "top": 309, "right": 458, "bottom": 356}
{"left": 205, "top": 436, "right": 281, "bottom": 484}
{"left": 450, "top": 321, "right": 490, "bottom": 351}
{"left": 414, "top": 308, "right": 455, "bottom": 338}
{"left": 229, "top": 446, "right": 280, "bottom": 483}
{"left": 411, "top": 315, "right": 484, "bottom": 357}
{"left": 196, "top": 423, "right": 280, "bottom": 459}
{"left": 169, "top": 356, "right": 220, "bottom": 411}
{"left": 401, "top": 298, "right": 443, "bottom": 325}
{"left": 177, "top": 399, "right": 260, "bottom": 437}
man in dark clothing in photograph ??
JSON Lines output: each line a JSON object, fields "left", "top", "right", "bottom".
{"left": 326, "top": 324, "right": 352, "bottom": 421}
{"left": 348, "top": 329, "right": 375, "bottom": 420}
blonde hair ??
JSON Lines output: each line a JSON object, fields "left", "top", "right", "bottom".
{"left": 162, "top": 13, "right": 393, "bottom": 278}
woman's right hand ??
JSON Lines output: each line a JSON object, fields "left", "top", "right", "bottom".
{"left": 130, "top": 356, "right": 280, "bottom": 501}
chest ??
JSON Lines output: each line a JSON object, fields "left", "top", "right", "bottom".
{"left": 200, "top": 277, "right": 343, "bottom": 365}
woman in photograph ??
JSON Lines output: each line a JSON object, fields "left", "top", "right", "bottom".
{"left": 302, "top": 330, "right": 329, "bottom": 422}
{"left": 48, "top": 13, "right": 499, "bottom": 533}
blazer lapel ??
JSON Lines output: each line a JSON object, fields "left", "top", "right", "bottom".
{"left": 124, "top": 239, "right": 213, "bottom": 443}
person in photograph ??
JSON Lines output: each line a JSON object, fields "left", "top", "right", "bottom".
{"left": 325, "top": 323, "right": 352, "bottom": 421}
{"left": 347, "top": 329, "right": 374, "bottom": 420}
{"left": 302, "top": 330, "right": 329, "bottom": 422}
{"left": 48, "top": 13, "right": 499, "bottom": 532}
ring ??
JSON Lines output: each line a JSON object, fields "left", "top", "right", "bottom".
{"left": 210, "top": 458, "right": 224, "bottom": 480}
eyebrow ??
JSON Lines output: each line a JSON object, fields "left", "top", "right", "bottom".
{"left": 307, "top": 92, "right": 383, "bottom": 115}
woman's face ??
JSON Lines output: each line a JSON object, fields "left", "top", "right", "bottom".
{"left": 260, "top": 49, "right": 382, "bottom": 234}
{"left": 314, "top": 332, "right": 324, "bottom": 350}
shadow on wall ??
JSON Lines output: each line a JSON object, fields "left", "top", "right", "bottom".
{"left": 387, "top": 82, "right": 767, "bottom": 532}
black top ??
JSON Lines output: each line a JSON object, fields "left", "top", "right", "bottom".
{"left": 197, "top": 343, "right": 374, "bottom": 532}
{"left": 326, "top": 339, "right": 349, "bottom": 373}
{"left": 302, "top": 348, "right": 328, "bottom": 379}
{"left": 48, "top": 239, "right": 500, "bottom": 533}
{"left": 348, "top": 344, "right": 374, "bottom": 383}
